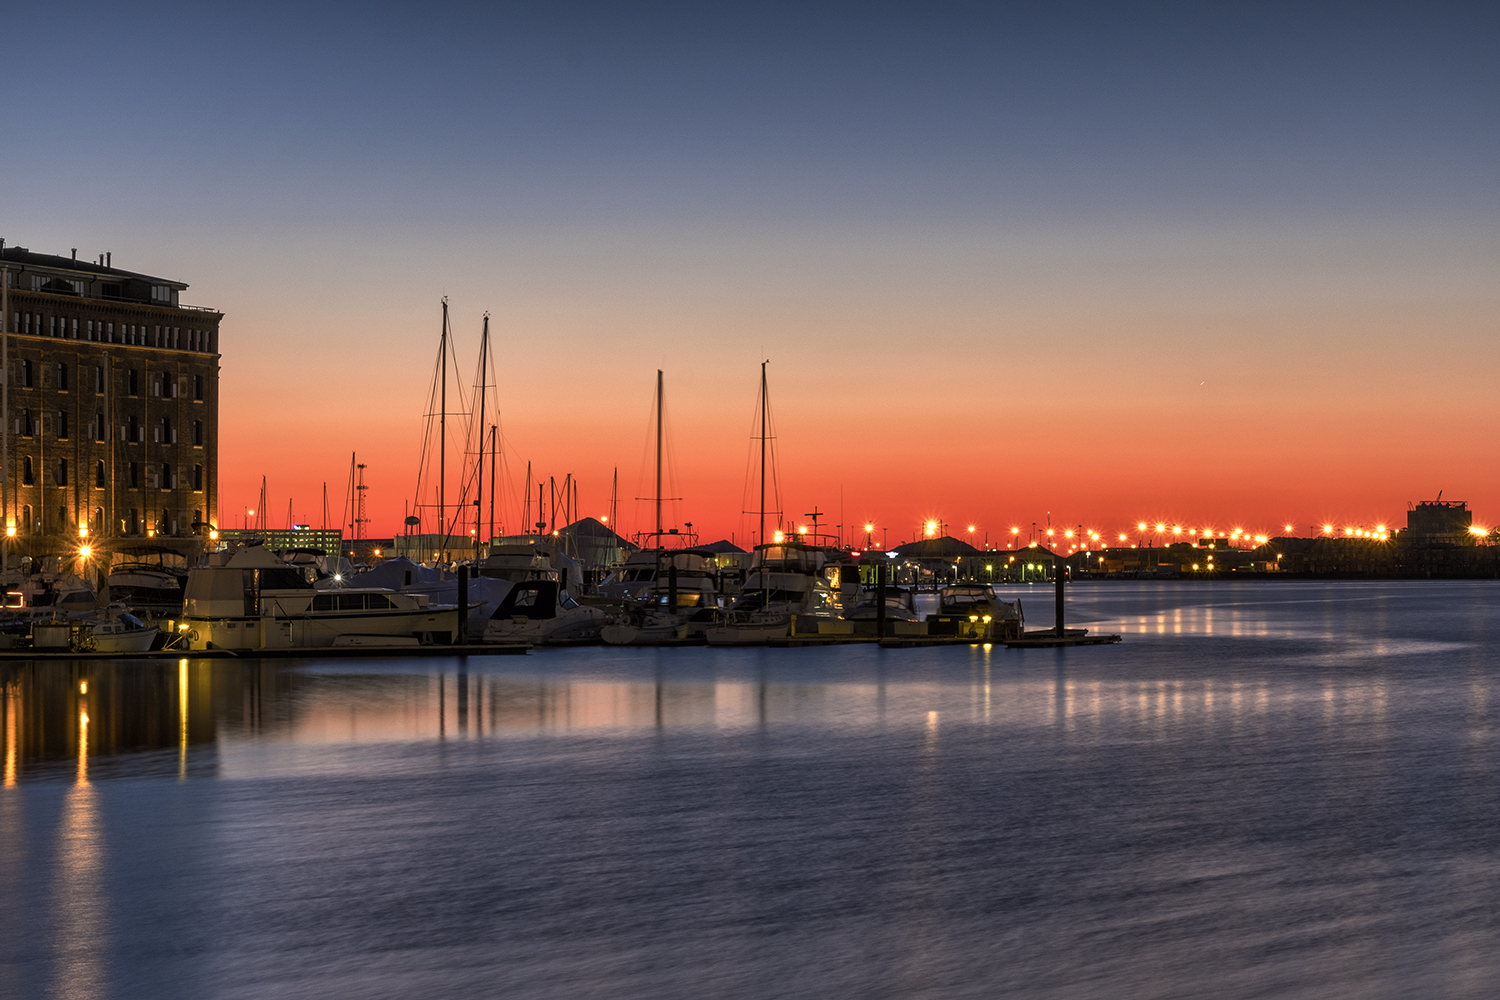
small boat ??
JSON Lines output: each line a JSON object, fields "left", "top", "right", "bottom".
{"left": 937, "top": 584, "right": 1022, "bottom": 623}
{"left": 84, "top": 611, "right": 160, "bottom": 653}
{"left": 482, "top": 580, "right": 608, "bottom": 645}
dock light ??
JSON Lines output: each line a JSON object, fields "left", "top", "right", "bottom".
{"left": 865, "top": 523, "right": 874, "bottom": 533}
{"left": 1470, "top": 526, "right": 1488, "bottom": 537}
{"left": 925, "top": 521, "right": 938, "bottom": 537}
{"left": 5, "top": 526, "right": 13, "bottom": 538}
{"left": 1046, "top": 528, "right": 1054, "bottom": 537}
{"left": 80, "top": 681, "right": 87, "bottom": 694}
{"left": 1323, "top": 524, "right": 1334, "bottom": 534}
{"left": 1011, "top": 527, "right": 1019, "bottom": 535}
{"left": 373, "top": 548, "right": 381, "bottom": 556}
{"left": 1155, "top": 523, "right": 1165, "bottom": 532}
{"left": 773, "top": 530, "right": 785, "bottom": 543}
{"left": 1064, "top": 530, "right": 1074, "bottom": 538}
{"left": 1192, "top": 564, "right": 1199, "bottom": 571}
{"left": 79, "top": 545, "right": 92, "bottom": 558}
{"left": 209, "top": 530, "right": 218, "bottom": 540}
{"left": 982, "top": 616, "right": 992, "bottom": 623}
{"left": 797, "top": 525, "right": 808, "bottom": 536}
{"left": 79, "top": 525, "right": 88, "bottom": 538}
{"left": 969, "top": 616, "right": 979, "bottom": 622}
{"left": 1172, "top": 526, "right": 1182, "bottom": 536}
{"left": 1137, "top": 522, "right": 1146, "bottom": 531}
{"left": 1119, "top": 533, "right": 1127, "bottom": 541}
{"left": 178, "top": 624, "right": 190, "bottom": 632}
{"left": 1285, "top": 524, "right": 1294, "bottom": 532}
{"left": 600, "top": 516, "right": 608, "bottom": 523}
{"left": 967, "top": 525, "right": 975, "bottom": 533}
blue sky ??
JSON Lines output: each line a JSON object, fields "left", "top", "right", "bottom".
{"left": 6, "top": 2, "right": 1498, "bottom": 537}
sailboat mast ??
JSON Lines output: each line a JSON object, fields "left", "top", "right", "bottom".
{"left": 439, "top": 299, "right": 448, "bottom": 549}
{"left": 759, "top": 361, "right": 767, "bottom": 549}
{"left": 523, "top": 460, "right": 531, "bottom": 535}
{"left": 655, "top": 369, "right": 663, "bottom": 542}
{"left": 488, "top": 424, "right": 496, "bottom": 543}
{"left": 476, "top": 314, "right": 489, "bottom": 557}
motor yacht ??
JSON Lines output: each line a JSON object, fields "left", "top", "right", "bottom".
{"left": 179, "top": 545, "right": 459, "bottom": 650}
{"left": 482, "top": 579, "right": 608, "bottom": 645}
{"left": 704, "top": 540, "right": 842, "bottom": 645}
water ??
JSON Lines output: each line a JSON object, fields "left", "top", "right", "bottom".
{"left": 3, "top": 581, "right": 1499, "bottom": 999}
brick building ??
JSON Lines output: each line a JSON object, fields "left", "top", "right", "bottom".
{"left": 0, "top": 242, "right": 220, "bottom": 552}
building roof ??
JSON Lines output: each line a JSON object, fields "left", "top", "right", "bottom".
{"left": 891, "top": 536, "right": 983, "bottom": 558}
{"left": 0, "top": 244, "right": 185, "bottom": 288}
{"left": 700, "top": 539, "right": 747, "bottom": 553}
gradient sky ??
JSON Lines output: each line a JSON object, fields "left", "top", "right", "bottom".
{"left": 6, "top": 1, "right": 1498, "bottom": 545}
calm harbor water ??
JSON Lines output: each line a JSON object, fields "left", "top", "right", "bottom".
{"left": 3, "top": 581, "right": 1499, "bottom": 999}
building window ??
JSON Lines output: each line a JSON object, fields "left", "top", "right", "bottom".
{"left": 58, "top": 507, "right": 67, "bottom": 529}
{"left": 128, "top": 462, "right": 139, "bottom": 489}
{"left": 126, "top": 508, "right": 138, "bottom": 534}
{"left": 192, "top": 419, "right": 203, "bottom": 446}
{"left": 95, "top": 366, "right": 104, "bottom": 394}
{"left": 92, "top": 507, "right": 104, "bottom": 534}
{"left": 22, "top": 456, "right": 33, "bottom": 486}
{"left": 106, "top": 322, "right": 114, "bottom": 343}
{"left": 95, "top": 460, "right": 106, "bottom": 489}
{"left": 55, "top": 411, "right": 67, "bottom": 439}
{"left": 161, "top": 463, "right": 172, "bottom": 490}
{"left": 193, "top": 374, "right": 204, "bottom": 400}
{"left": 94, "top": 413, "right": 105, "bottom": 442}
{"left": 21, "top": 506, "right": 31, "bottom": 534}
{"left": 20, "top": 360, "right": 32, "bottom": 388}
{"left": 55, "top": 459, "right": 67, "bottom": 487}
{"left": 192, "top": 465, "right": 203, "bottom": 491}
{"left": 126, "top": 415, "right": 138, "bottom": 442}
{"left": 160, "top": 416, "right": 173, "bottom": 444}
{"left": 127, "top": 369, "right": 138, "bottom": 396}
{"left": 151, "top": 374, "right": 162, "bottom": 397}
{"left": 56, "top": 363, "right": 68, "bottom": 391}
{"left": 19, "top": 409, "right": 32, "bottom": 437}
{"left": 70, "top": 319, "right": 78, "bottom": 339}
{"left": 86, "top": 320, "right": 94, "bottom": 342}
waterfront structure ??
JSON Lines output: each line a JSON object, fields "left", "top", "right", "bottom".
{"left": 0, "top": 242, "right": 220, "bottom": 553}
{"left": 1403, "top": 496, "right": 1473, "bottom": 546}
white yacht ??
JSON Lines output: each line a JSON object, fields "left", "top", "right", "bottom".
{"left": 179, "top": 546, "right": 459, "bottom": 650}
{"left": 704, "top": 541, "right": 842, "bottom": 645}
{"left": 482, "top": 579, "right": 608, "bottom": 645}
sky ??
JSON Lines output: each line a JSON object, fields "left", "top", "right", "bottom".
{"left": 4, "top": 1, "right": 1498, "bottom": 546}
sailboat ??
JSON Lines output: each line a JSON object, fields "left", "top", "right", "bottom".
{"left": 704, "top": 363, "right": 841, "bottom": 645}
{"left": 601, "top": 370, "right": 725, "bottom": 645}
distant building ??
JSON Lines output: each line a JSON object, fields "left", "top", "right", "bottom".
{"left": 1404, "top": 497, "right": 1473, "bottom": 546}
{"left": 0, "top": 242, "right": 221, "bottom": 549}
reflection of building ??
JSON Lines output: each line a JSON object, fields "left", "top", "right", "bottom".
{"left": 0, "top": 243, "right": 221, "bottom": 551}
{"left": 1404, "top": 497, "right": 1473, "bottom": 546}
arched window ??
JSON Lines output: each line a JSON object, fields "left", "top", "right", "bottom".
{"left": 22, "top": 456, "right": 33, "bottom": 486}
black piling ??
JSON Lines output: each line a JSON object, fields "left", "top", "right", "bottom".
{"left": 456, "top": 565, "right": 469, "bottom": 644}
{"left": 876, "top": 561, "right": 888, "bottom": 639}
{"left": 668, "top": 563, "right": 678, "bottom": 612}
{"left": 1054, "top": 555, "right": 1065, "bottom": 637}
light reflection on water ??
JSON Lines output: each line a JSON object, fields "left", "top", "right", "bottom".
{"left": 0, "top": 581, "right": 1498, "bottom": 999}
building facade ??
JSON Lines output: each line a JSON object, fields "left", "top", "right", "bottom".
{"left": 0, "top": 243, "right": 220, "bottom": 551}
